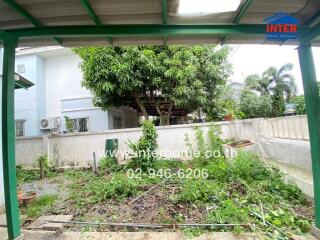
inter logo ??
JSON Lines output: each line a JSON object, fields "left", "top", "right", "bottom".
{"left": 264, "top": 13, "right": 299, "bottom": 41}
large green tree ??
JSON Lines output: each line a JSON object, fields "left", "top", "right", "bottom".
{"left": 244, "top": 63, "right": 297, "bottom": 117}
{"left": 239, "top": 89, "right": 272, "bottom": 119}
{"left": 74, "top": 45, "right": 231, "bottom": 125}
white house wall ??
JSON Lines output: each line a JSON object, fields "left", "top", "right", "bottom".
{"left": 15, "top": 55, "right": 42, "bottom": 136}
{"left": 45, "top": 53, "right": 91, "bottom": 117}
{"left": 61, "top": 97, "right": 109, "bottom": 132}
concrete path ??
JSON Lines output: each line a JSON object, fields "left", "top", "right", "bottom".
{"left": 0, "top": 228, "right": 317, "bottom": 240}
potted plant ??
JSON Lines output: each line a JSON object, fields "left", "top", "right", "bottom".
{"left": 223, "top": 101, "right": 235, "bottom": 121}
{"left": 223, "top": 109, "right": 234, "bottom": 121}
{"left": 17, "top": 189, "right": 24, "bottom": 204}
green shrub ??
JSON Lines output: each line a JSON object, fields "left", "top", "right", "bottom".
{"left": 98, "top": 157, "right": 121, "bottom": 173}
{"left": 264, "top": 208, "right": 310, "bottom": 233}
{"left": 71, "top": 173, "right": 138, "bottom": 207}
{"left": 176, "top": 178, "right": 222, "bottom": 203}
{"left": 194, "top": 127, "right": 206, "bottom": 160}
{"left": 153, "top": 159, "right": 186, "bottom": 170}
{"left": 64, "top": 115, "right": 74, "bottom": 132}
{"left": 191, "top": 124, "right": 224, "bottom": 165}
{"left": 16, "top": 165, "right": 39, "bottom": 184}
{"left": 17, "top": 164, "right": 56, "bottom": 184}
{"left": 129, "top": 120, "right": 158, "bottom": 170}
{"left": 239, "top": 89, "right": 272, "bottom": 118}
{"left": 206, "top": 158, "right": 229, "bottom": 181}
{"left": 292, "top": 95, "right": 306, "bottom": 115}
{"left": 206, "top": 199, "right": 249, "bottom": 224}
{"left": 25, "top": 194, "right": 57, "bottom": 218}
{"left": 36, "top": 154, "right": 51, "bottom": 177}
{"left": 207, "top": 124, "right": 224, "bottom": 156}
{"left": 229, "top": 151, "right": 273, "bottom": 182}
{"left": 261, "top": 177, "right": 306, "bottom": 205}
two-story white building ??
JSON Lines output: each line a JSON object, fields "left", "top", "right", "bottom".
{"left": 10, "top": 46, "right": 139, "bottom": 137}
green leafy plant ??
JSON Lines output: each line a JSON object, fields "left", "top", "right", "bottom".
{"left": 64, "top": 115, "right": 74, "bottom": 133}
{"left": 36, "top": 154, "right": 51, "bottom": 177}
{"left": 175, "top": 178, "right": 222, "bottom": 203}
{"left": 129, "top": 120, "right": 158, "bottom": 170}
{"left": 264, "top": 208, "right": 310, "bottom": 233}
{"left": 194, "top": 127, "right": 206, "bottom": 161}
{"left": 98, "top": 156, "right": 121, "bottom": 173}
{"left": 292, "top": 95, "right": 306, "bottom": 115}
{"left": 239, "top": 89, "right": 273, "bottom": 119}
{"left": 16, "top": 166, "right": 39, "bottom": 184}
{"left": 206, "top": 199, "right": 250, "bottom": 225}
{"left": 207, "top": 124, "right": 224, "bottom": 156}
{"left": 192, "top": 124, "right": 224, "bottom": 165}
{"left": 24, "top": 194, "right": 57, "bottom": 218}
{"left": 73, "top": 45, "right": 231, "bottom": 124}
{"left": 70, "top": 173, "right": 138, "bottom": 208}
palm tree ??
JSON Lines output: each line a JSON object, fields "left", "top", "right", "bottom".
{"left": 245, "top": 63, "right": 297, "bottom": 101}
{"left": 244, "top": 63, "right": 297, "bottom": 117}
{"left": 244, "top": 74, "right": 270, "bottom": 96}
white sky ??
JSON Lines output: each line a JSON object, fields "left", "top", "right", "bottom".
{"left": 228, "top": 44, "right": 320, "bottom": 95}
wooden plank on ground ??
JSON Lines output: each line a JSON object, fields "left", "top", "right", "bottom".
{"left": 27, "top": 215, "right": 73, "bottom": 231}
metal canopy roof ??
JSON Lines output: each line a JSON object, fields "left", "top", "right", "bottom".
{"left": 0, "top": 73, "right": 34, "bottom": 89}
{"left": 14, "top": 73, "right": 34, "bottom": 89}
{"left": 0, "top": 0, "right": 319, "bottom": 47}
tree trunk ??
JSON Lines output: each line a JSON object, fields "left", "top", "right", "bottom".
{"left": 197, "top": 108, "right": 202, "bottom": 122}
{"left": 155, "top": 103, "right": 165, "bottom": 125}
{"left": 164, "top": 103, "right": 173, "bottom": 125}
{"left": 155, "top": 101, "right": 173, "bottom": 126}
{"left": 134, "top": 94, "right": 149, "bottom": 120}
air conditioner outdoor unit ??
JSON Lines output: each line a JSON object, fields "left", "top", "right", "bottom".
{"left": 40, "top": 117, "right": 60, "bottom": 130}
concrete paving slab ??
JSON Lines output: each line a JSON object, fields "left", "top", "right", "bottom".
{"left": 27, "top": 215, "right": 73, "bottom": 231}
{"left": 0, "top": 228, "right": 318, "bottom": 240}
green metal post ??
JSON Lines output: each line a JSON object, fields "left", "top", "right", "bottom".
{"left": 298, "top": 41, "right": 320, "bottom": 228}
{"left": 2, "top": 39, "right": 21, "bottom": 239}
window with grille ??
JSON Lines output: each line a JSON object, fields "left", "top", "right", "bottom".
{"left": 69, "top": 118, "right": 89, "bottom": 132}
{"left": 15, "top": 120, "right": 25, "bottom": 137}
{"left": 113, "top": 116, "right": 122, "bottom": 129}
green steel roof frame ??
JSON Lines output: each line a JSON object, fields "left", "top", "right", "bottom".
{"left": 80, "top": 0, "right": 113, "bottom": 44}
{"left": 5, "top": 24, "right": 292, "bottom": 38}
{"left": 1, "top": 3, "right": 320, "bottom": 240}
{"left": 2, "top": 0, "right": 63, "bottom": 45}
{"left": 221, "top": 0, "right": 253, "bottom": 44}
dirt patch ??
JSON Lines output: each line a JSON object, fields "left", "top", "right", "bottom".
{"left": 293, "top": 200, "right": 314, "bottom": 219}
{"left": 228, "top": 181, "right": 247, "bottom": 196}
{"left": 66, "top": 184, "right": 206, "bottom": 231}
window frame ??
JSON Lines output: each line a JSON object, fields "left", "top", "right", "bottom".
{"left": 15, "top": 119, "right": 25, "bottom": 137}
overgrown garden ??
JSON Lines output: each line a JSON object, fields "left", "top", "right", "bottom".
{"left": 17, "top": 121, "right": 313, "bottom": 239}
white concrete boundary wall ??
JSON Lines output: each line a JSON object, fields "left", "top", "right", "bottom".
{"left": 259, "top": 115, "right": 309, "bottom": 140}
{"left": 16, "top": 119, "right": 261, "bottom": 167}
{"left": 15, "top": 115, "right": 311, "bottom": 170}
{"left": 15, "top": 115, "right": 314, "bottom": 197}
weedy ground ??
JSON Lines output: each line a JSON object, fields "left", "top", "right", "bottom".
{"left": 17, "top": 151, "right": 314, "bottom": 239}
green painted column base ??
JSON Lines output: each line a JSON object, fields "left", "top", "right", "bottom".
{"left": 2, "top": 39, "right": 21, "bottom": 239}
{"left": 298, "top": 42, "right": 320, "bottom": 228}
